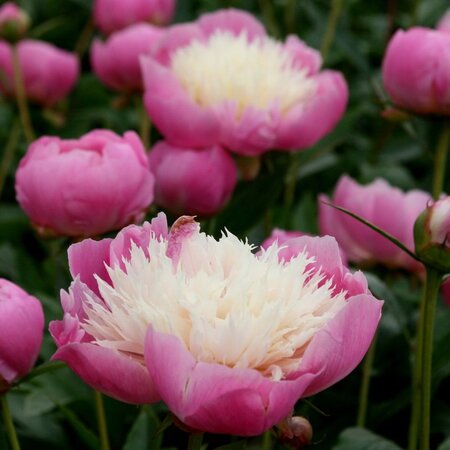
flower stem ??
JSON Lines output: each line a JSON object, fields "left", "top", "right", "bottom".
{"left": 75, "top": 18, "right": 94, "bottom": 58}
{"left": 187, "top": 432, "right": 203, "bottom": 450}
{"left": 137, "top": 96, "right": 151, "bottom": 150}
{"left": 320, "top": 0, "right": 344, "bottom": 61}
{"left": 1, "top": 395, "right": 21, "bottom": 450}
{"left": 284, "top": 153, "right": 301, "bottom": 228}
{"left": 0, "top": 119, "right": 20, "bottom": 199}
{"left": 11, "top": 45, "right": 34, "bottom": 144}
{"left": 408, "top": 268, "right": 441, "bottom": 450}
{"left": 263, "top": 430, "right": 272, "bottom": 450}
{"left": 356, "top": 335, "right": 377, "bottom": 428}
{"left": 13, "top": 361, "right": 66, "bottom": 386}
{"left": 432, "top": 121, "right": 450, "bottom": 200}
{"left": 94, "top": 391, "right": 110, "bottom": 450}
{"left": 258, "top": 0, "right": 280, "bottom": 37}
{"left": 284, "top": 0, "right": 297, "bottom": 34}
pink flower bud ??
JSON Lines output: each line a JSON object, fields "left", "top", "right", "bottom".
{"left": 277, "top": 416, "right": 313, "bottom": 449}
{"left": 0, "top": 2, "right": 30, "bottom": 42}
{"left": 319, "top": 175, "right": 431, "bottom": 272}
{"left": 91, "top": 23, "right": 164, "bottom": 93}
{"left": 93, "top": 0, "right": 176, "bottom": 35}
{"left": 414, "top": 197, "right": 450, "bottom": 272}
{"left": 0, "top": 39, "right": 79, "bottom": 106}
{"left": 382, "top": 27, "right": 450, "bottom": 116}
{"left": 148, "top": 141, "right": 237, "bottom": 216}
{"left": 0, "top": 279, "right": 44, "bottom": 388}
{"left": 15, "top": 130, "right": 154, "bottom": 238}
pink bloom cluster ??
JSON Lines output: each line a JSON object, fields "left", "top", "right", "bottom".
{"left": 319, "top": 176, "right": 431, "bottom": 272}
{"left": 93, "top": 0, "right": 176, "bottom": 35}
{"left": 0, "top": 279, "right": 44, "bottom": 389}
{"left": 51, "top": 214, "right": 382, "bottom": 435}
{"left": 15, "top": 130, "right": 154, "bottom": 238}
{"left": 0, "top": 40, "right": 79, "bottom": 106}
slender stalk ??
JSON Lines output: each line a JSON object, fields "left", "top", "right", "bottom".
{"left": 320, "top": 0, "right": 344, "bottom": 61}
{"left": 356, "top": 335, "right": 377, "bottom": 428}
{"left": 419, "top": 268, "right": 441, "bottom": 450}
{"left": 11, "top": 46, "right": 34, "bottom": 143}
{"left": 1, "top": 396, "right": 21, "bottom": 450}
{"left": 137, "top": 97, "right": 151, "bottom": 150}
{"left": 258, "top": 0, "right": 280, "bottom": 37}
{"left": 262, "top": 430, "right": 272, "bottom": 450}
{"left": 187, "top": 432, "right": 203, "bottom": 450}
{"left": 284, "top": 0, "right": 297, "bottom": 34}
{"left": 284, "top": 153, "right": 301, "bottom": 228}
{"left": 432, "top": 121, "right": 450, "bottom": 200}
{"left": 13, "top": 361, "right": 66, "bottom": 386}
{"left": 75, "top": 18, "right": 94, "bottom": 58}
{"left": 0, "top": 119, "right": 20, "bottom": 198}
{"left": 94, "top": 391, "right": 110, "bottom": 450}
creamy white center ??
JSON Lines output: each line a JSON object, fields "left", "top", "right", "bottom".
{"left": 170, "top": 31, "right": 317, "bottom": 116}
{"left": 83, "top": 231, "right": 347, "bottom": 381}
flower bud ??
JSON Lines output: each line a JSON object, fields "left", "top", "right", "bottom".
{"left": 277, "top": 416, "right": 313, "bottom": 449}
{"left": 414, "top": 197, "right": 450, "bottom": 272}
{"left": 0, "top": 3, "right": 30, "bottom": 42}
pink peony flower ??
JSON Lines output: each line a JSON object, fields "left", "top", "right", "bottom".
{"left": 91, "top": 23, "right": 164, "bottom": 93}
{"left": 382, "top": 26, "right": 450, "bottom": 116}
{"left": 148, "top": 141, "right": 237, "bottom": 216}
{"left": 15, "top": 130, "right": 154, "bottom": 238}
{"left": 93, "top": 0, "right": 176, "bottom": 35}
{"left": 437, "top": 9, "right": 450, "bottom": 32}
{"left": 141, "top": 8, "right": 348, "bottom": 156}
{"left": 319, "top": 175, "right": 431, "bottom": 272}
{"left": 0, "top": 279, "right": 44, "bottom": 390}
{"left": 0, "top": 39, "right": 79, "bottom": 107}
{"left": 51, "top": 213, "right": 382, "bottom": 431}
{"left": 0, "top": 2, "right": 30, "bottom": 41}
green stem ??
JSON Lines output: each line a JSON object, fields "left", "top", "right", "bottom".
{"left": 13, "top": 361, "right": 66, "bottom": 386}
{"left": 75, "top": 18, "right": 94, "bottom": 58}
{"left": 187, "top": 432, "right": 203, "bottom": 450}
{"left": 432, "top": 121, "right": 450, "bottom": 200}
{"left": 284, "top": 0, "right": 297, "bottom": 34}
{"left": 262, "top": 430, "right": 272, "bottom": 450}
{"left": 138, "top": 97, "right": 151, "bottom": 150}
{"left": 258, "top": 0, "right": 280, "bottom": 37}
{"left": 1, "top": 396, "right": 21, "bottom": 450}
{"left": 94, "top": 391, "right": 110, "bottom": 450}
{"left": 419, "top": 268, "right": 441, "bottom": 450}
{"left": 320, "top": 0, "right": 344, "bottom": 61}
{"left": 11, "top": 45, "right": 34, "bottom": 144}
{"left": 0, "top": 119, "right": 20, "bottom": 198}
{"left": 356, "top": 335, "right": 377, "bottom": 428}
{"left": 284, "top": 153, "right": 301, "bottom": 228}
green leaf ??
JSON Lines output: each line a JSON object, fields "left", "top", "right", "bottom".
{"left": 123, "top": 406, "right": 162, "bottom": 450}
{"left": 438, "top": 437, "right": 450, "bottom": 450}
{"left": 333, "top": 427, "right": 402, "bottom": 450}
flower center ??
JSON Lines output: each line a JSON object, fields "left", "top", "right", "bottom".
{"left": 82, "top": 231, "right": 347, "bottom": 381}
{"left": 170, "top": 31, "right": 317, "bottom": 116}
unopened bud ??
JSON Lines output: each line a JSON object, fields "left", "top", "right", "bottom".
{"left": 0, "top": 3, "right": 30, "bottom": 42}
{"left": 277, "top": 416, "right": 313, "bottom": 449}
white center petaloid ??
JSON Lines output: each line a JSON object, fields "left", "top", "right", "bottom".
{"left": 83, "top": 230, "right": 347, "bottom": 381}
{"left": 170, "top": 31, "right": 317, "bottom": 115}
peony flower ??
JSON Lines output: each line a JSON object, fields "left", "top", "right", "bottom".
{"left": 319, "top": 176, "right": 431, "bottom": 272}
{"left": 0, "top": 2, "right": 30, "bottom": 42}
{"left": 382, "top": 26, "right": 450, "bottom": 116}
{"left": 15, "top": 130, "right": 154, "bottom": 238}
{"left": 148, "top": 141, "right": 237, "bottom": 216}
{"left": 93, "top": 0, "right": 176, "bottom": 35}
{"left": 0, "top": 39, "right": 79, "bottom": 107}
{"left": 437, "top": 9, "right": 450, "bottom": 32}
{"left": 414, "top": 196, "right": 450, "bottom": 272}
{"left": 141, "top": 8, "right": 348, "bottom": 156}
{"left": 51, "top": 213, "right": 382, "bottom": 433}
{"left": 91, "top": 23, "right": 164, "bottom": 93}
{"left": 0, "top": 279, "right": 44, "bottom": 391}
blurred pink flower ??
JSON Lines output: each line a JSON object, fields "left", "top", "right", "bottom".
{"left": 49, "top": 213, "right": 169, "bottom": 404}
{"left": 148, "top": 141, "right": 237, "bottom": 216}
{"left": 141, "top": 8, "right": 348, "bottom": 156}
{"left": 0, "top": 2, "right": 29, "bottom": 41}
{"left": 93, "top": 0, "right": 176, "bottom": 35}
{"left": 319, "top": 175, "right": 431, "bottom": 272}
{"left": 437, "top": 9, "right": 450, "bottom": 32}
{"left": 91, "top": 23, "right": 164, "bottom": 93}
{"left": 51, "top": 212, "right": 382, "bottom": 431}
{"left": 0, "top": 279, "right": 44, "bottom": 389}
{"left": 0, "top": 39, "right": 79, "bottom": 107}
{"left": 382, "top": 26, "right": 450, "bottom": 116}
{"left": 15, "top": 130, "right": 154, "bottom": 238}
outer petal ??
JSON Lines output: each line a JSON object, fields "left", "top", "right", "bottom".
{"left": 275, "top": 71, "right": 348, "bottom": 150}
{"left": 283, "top": 35, "right": 322, "bottom": 75}
{"left": 197, "top": 8, "right": 266, "bottom": 40}
{"left": 296, "top": 293, "right": 383, "bottom": 396}
{"left": 144, "top": 327, "right": 316, "bottom": 436}
{"left": 52, "top": 342, "right": 159, "bottom": 404}
{"left": 141, "top": 56, "right": 220, "bottom": 147}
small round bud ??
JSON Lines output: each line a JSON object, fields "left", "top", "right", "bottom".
{"left": 277, "top": 416, "right": 313, "bottom": 449}
{"left": 0, "top": 3, "right": 30, "bottom": 42}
